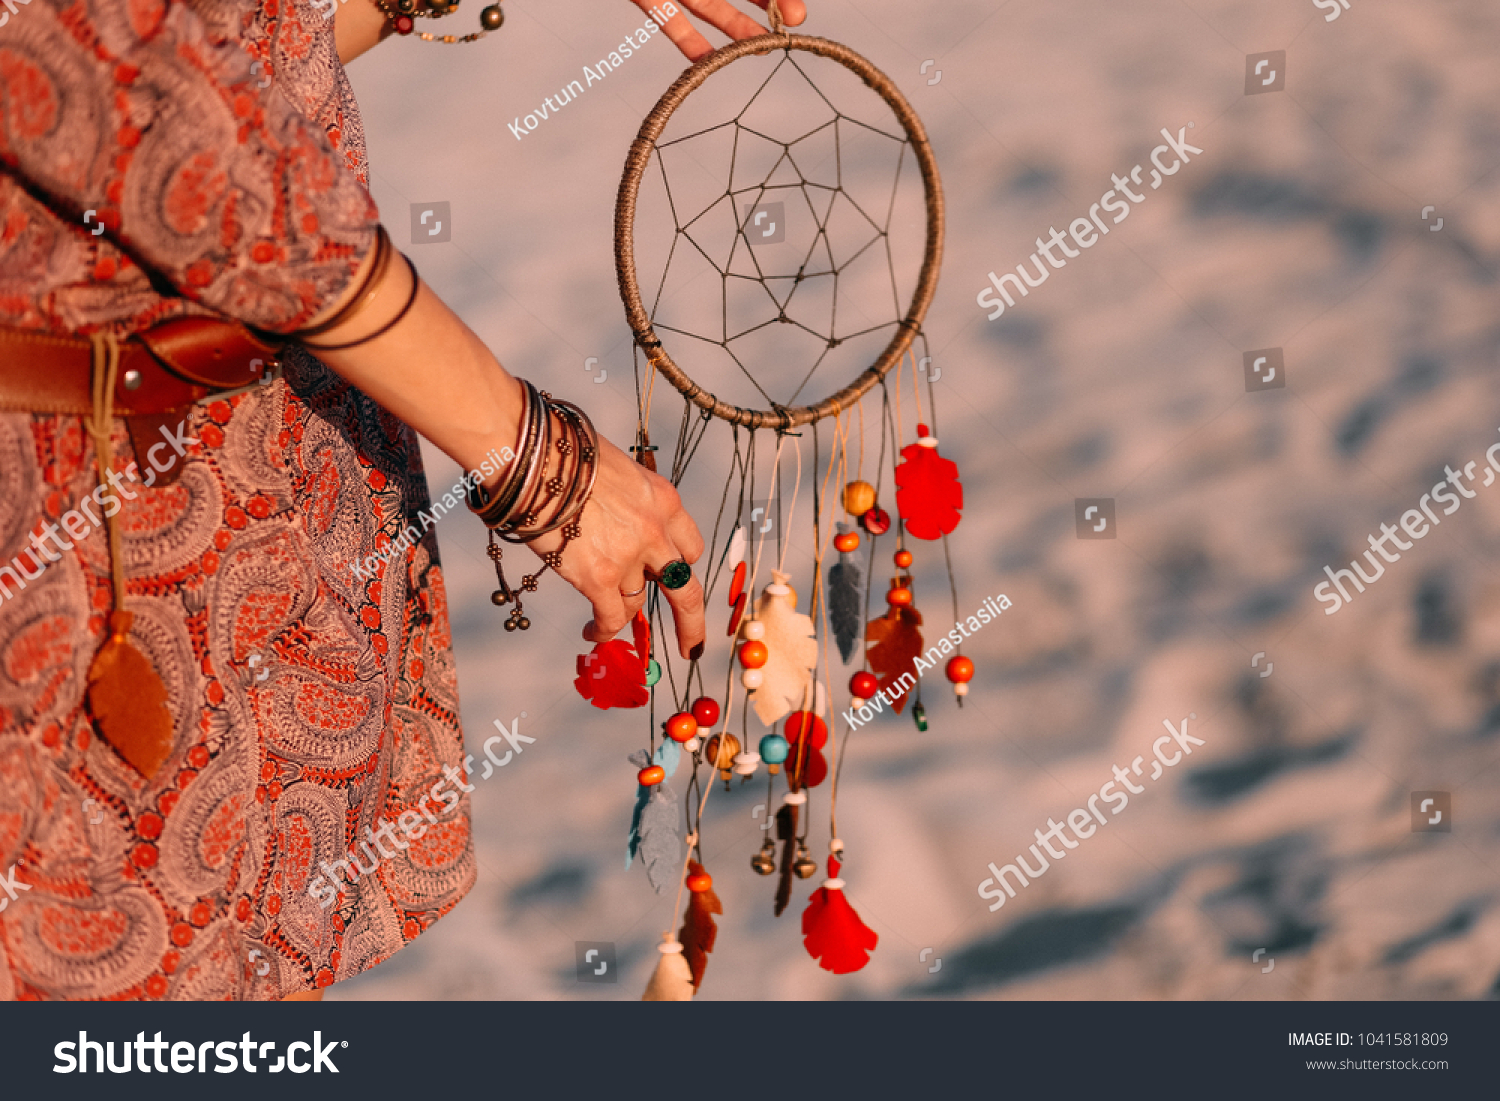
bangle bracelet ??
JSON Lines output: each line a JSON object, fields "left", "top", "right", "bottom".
{"left": 301, "top": 251, "right": 421, "bottom": 353}
{"left": 292, "top": 226, "right": 393, "bottom": 340}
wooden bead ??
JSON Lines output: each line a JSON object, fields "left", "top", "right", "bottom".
{"left": 665, "top": 712, "right": 698, "bottom": 743}
{"left": 834, "top": 531, "right": 860, "bottom": 553}
{"left": 742, "top": 619, "right": 766, "bottom": 641}
{"left": 843, "top": 480, "right": 875, "bottom": 516}
{"left": 946, "top": 655, "right": 975, "bottom": 683}
{"left": 886, "top": 586, "right": 913, "bottom": 607}
{"left": 738, "top": 640, "right": 768, "bottom": 669}
{"left": 637, "top": 765, "right": 665, "bottom": 786}
{"left": 894, "top": 548, "right": 913, "bottom": 568}
{"left": 686, "top": 872, "right": 713, "bottom": 893}
{"left": 741, "top": 668, "right": 764, "bottom": 690}
{"left": 705, "top": 733, "right": 740, "bottom": 771}
{"left": 861, "top": 506, "right": 891, "bottom": 536}
{"left": 850, "top": 670, "right": 878, "bottom": 698}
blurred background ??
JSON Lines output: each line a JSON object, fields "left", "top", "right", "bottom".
{"left": 329, "top": 0, "right": 1500, "bottom": 1000}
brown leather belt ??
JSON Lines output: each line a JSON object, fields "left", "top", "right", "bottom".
{"left": 0, "top": 317, "right": 284, "bottom": 417}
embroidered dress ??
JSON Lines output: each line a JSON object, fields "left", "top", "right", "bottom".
{"left": 0, "top": 0, "right": 476, "bottom": 999}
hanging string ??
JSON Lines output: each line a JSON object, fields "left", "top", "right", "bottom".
{"left": 85, "top": 332, "right": 125, "bottom": 611}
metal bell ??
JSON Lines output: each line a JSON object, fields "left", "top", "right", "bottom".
{"left": 751, "top": 842, "right": 776, "bottom": 876}
{"left": 792, "top": 846, "right": 817, "bottom": 880}
{"left": 490, "top": 589, "right": 510, "bottom": 606}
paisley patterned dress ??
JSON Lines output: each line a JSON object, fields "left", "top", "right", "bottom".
{"left": 0, "top": 0, "right": 476, "bottom": 999}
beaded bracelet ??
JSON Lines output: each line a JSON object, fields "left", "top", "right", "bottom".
{"left": 466, "top": 384, "right": 600, "bottom": 631}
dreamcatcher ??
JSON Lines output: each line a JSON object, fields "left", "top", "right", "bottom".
{"left": 579, "top": 1, "right": 975, "bottom": 999}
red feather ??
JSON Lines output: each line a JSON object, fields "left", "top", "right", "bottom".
{"left": 574, "top": 611, "right": 650, "bottom": 709}
{"left": 801, "top": 857, "right": 878, "bottom": 974}
{"left": 894, "top": 424, "right": 962, "bottom": 539}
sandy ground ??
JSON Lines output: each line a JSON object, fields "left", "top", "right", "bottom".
{"left": 328, "top": 0, "right": 1500, "bottom": 1000}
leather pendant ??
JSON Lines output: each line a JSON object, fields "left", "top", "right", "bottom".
{"left": 86, "top": 610, "right": 175, "bottom": 778}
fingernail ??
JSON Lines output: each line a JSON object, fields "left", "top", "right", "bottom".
{"left": 689, "top": 641, "right": 704, "bottom": 662}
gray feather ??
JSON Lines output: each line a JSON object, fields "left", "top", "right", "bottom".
{"left": 639, "top": 787, "right": 682, "bottom": 893}
{"left": 828, "top": 555, "right": 864, "bottom": 663}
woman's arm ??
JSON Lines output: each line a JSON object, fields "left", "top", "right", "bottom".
{"left": 337, "top": 0, "right": 810, "bottom": 66}
{"left": 335, "top": 0, "right": 394, "bottom": 64}
{"left": 299, "top": 241, "right": 708, "bottom": 659}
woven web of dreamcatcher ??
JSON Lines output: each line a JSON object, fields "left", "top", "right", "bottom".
{"left": 639, "top": 49, "right": 921, "bottom": 417}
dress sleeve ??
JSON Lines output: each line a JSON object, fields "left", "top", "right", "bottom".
{"left": 0, "top": 0, "right": 379, "bottom": 332}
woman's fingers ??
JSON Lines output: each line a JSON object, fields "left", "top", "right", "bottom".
{"left": 659, "top": 573, "right": 708, "bottom": 659}
{"left": 630, "top": 0, "right": 806, "bottom": 62}
{"left": 582, "top": 583, "right": 631, "bottom": 644}
{"left": 743, "top": 0, "right": 806, "bottom": 27}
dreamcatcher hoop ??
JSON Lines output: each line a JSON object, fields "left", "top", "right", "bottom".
{"left": 614, "top": 31, "right": 945, "bottom": 430}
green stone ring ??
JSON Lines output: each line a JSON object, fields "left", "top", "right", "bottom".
{"left": 653, "top": 559, "right": 693, "bottom": 591}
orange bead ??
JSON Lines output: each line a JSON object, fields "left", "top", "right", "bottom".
{"left": 946, "top": 655, "right": 975, "bottom": 683}
{"left": 834, "top": 531, "right": 860, "bottom": 553}
{"left": 738, "top": 639, "right": 769, "bottom": 669}
{"left": 665, "top": 712, "right": 698, "bottom": 742}
{"left": 686, "top": 872, "right": 713, "bottom": 893}
{"left": 843, "top": 480, "right": 876, "bottom": 516}
{"left": 894, "top": 548, "right": 913, "bottom": 568}
{"left": 887, "top": 586, "right": 913, "bottom": 607}
{"left": 637, "top": 765, "right": 665, "bottom": 786}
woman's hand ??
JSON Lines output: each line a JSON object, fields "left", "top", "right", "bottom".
{"left": 634, "top": 0, "right": 808, "bottom": 63}
{"left": 526, "top": 436, "right": 707, "bottom": 659}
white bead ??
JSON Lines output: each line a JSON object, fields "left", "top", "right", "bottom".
{"left": 682, "top": 736, "right": 700, "bottom": 753}
{"left": 742, "top": 620, "right": 766, "bottom": 641}
{"left": 916, "top": 436, "right": 938, "bottom": 449}
{"left": 741, "top": 668, "right": 764, "bottom": 690}
{"left": 822, "top": 878, "right": 845, "bottom": 890}
{"left": 850, "top": 697, "right": 869, "bottom": 708}
{"left": 658, "top": 940, "right": 684, "bottom": 955}
{"left": 766, "top": 583, "right": 790, "bottom": 596}
{"left": 732, "top": 761, "right": 758, "bottom": 776}
{"left": 782, "top": 791, "right": 807, "bottom": 806}
{"left": 734, "top": 752, "right": 761, "bottom": 766}
{"left": 829, "top": 838, "right": 845, "bottom": 854}
{"left": 954, "top": 682, "right": 969, "bottom": 696}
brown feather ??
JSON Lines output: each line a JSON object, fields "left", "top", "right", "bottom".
{"left": 678, "top": 860, "right": 723, "bottom": 989}
{"left": 86, "top": 611, "right": 175, "bottom": 778}
{"left": 773, "top": 803, "right": 798, "bottom": 917}
{"left": 864, "top": 603, "right": 924, "bottom": 714}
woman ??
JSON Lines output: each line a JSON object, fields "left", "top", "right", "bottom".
{"left": 0, "top": 0, "right": 806, "bottom": 1000}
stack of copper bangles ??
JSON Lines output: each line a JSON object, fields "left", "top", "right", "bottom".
{"left": 464, "top": 379, "right": 599, "bottom": 542}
